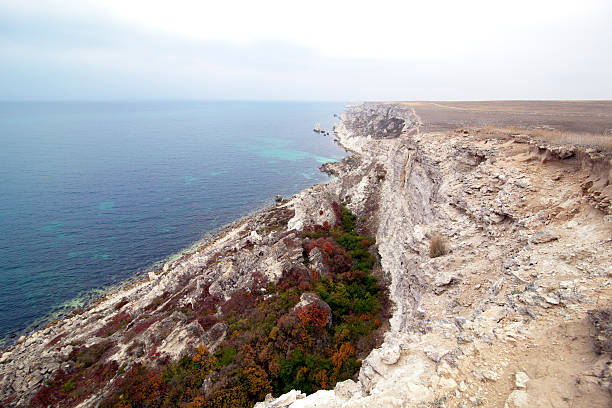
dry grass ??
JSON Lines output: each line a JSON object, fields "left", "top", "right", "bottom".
{"left": 429, "top": 233, "right": 447, "bottom": 258}
{"left": 477, "top": 125, "right": 612, "bottom": 151}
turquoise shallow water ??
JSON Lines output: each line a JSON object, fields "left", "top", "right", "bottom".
{"left": 0, "top": 101, "right": 347, "bottom": 345}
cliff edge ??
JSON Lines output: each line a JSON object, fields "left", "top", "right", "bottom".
{"left": 259, "top": 102, "right": 612, "bottom": 408}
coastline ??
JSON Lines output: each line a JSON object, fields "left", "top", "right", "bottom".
{"left": 0, "top": 120, "right": 349, "bottom": 351}
{"left": 0, "top": 206, "right": 261, "bottom": 350}
{"left": 2, "top": 101, "right": 612, "bottom": 407}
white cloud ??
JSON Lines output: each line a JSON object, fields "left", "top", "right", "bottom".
{"left": 1, "top": 0, "right": 611, "bottom": 100}
{"left": 93, "top": 0, "right": 609, "bottom": 60}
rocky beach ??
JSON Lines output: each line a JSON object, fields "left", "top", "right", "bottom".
{"left": 1, "top": 102, "right": 612, "bottom": 407}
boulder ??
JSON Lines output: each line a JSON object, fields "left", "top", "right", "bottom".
{"left": 308, "top": 247, "right": 331, "bottom": 279}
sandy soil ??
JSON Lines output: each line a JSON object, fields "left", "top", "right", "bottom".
{"left": 394, "top": 101, "right": 612, "bottom": 135}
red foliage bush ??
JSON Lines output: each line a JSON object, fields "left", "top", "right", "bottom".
{"left": 303, "top": 223, "right": 330, "bottom": 236}
{"left": 283, "top": 237, "right": 296, "bottom": 249}
{"left": 197, "top": 315, "right": 218, "bottom": 331}
{"left": 95, "top": 312, "right": 132, "bottom": 337}
{"left": 337, "top": 269, "right": 365, "bottom": 282}
{"left": 277, "top": 266, "right": 311, "bottom": 290}
{"left": 303, "top": 238, "right": 352, "bottom": 275}
{"left": 296, "top": 303, "right": 330, "bottom": 329}
{"left": 331, "top": 201, "right": 343, "bottom": 226}
{"left": 221, "top": 289, "right": 257, "bottom": 315}
{"left": 30, "top": 369, "right": 70, "bottom": 407}
{"left": 103, "top": 364, "right": 164, "bottom": 407}
{"left": 250, "top": 271, "right": 268, "bottom": 292}
{"left": 132, "top": 318, "right": 156, "bottom": 335}
{"left": 31, "top": 359, "right": 118, "bottom": 408}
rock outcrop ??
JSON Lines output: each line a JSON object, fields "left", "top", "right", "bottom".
{"left": 259, "top": 103, "right": 612, "bottom": 407}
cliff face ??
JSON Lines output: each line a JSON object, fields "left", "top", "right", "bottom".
{"left": 2, "top": 103, "right": 612, "bottom": 408}
{"left": 260, "top": 103, "right": 612, "bottom": 407}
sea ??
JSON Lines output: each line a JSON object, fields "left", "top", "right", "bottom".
{"left": 0, "top": 101, "right": 347, "bottom": 346}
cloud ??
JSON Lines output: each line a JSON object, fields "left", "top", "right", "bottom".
{"left": 1, "top": 0, "right": 611, "bottom": 100}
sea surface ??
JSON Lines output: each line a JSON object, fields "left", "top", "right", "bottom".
{"left": 0, "top": 101, "right": 347, "bottom": 345}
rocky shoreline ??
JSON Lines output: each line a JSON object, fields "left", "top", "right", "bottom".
{"left": 2, "top": 102, "right": 612, "bottom": 407}
{"left": 0, "top": 202, "right": 284, "bottom": 351}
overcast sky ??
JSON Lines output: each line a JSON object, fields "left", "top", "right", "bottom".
{"left": 1, "top": 0, "right": 611, "bottom": 101}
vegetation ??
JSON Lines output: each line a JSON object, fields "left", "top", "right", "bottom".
{"left": 429, "top": 233, "right": 447, "bottom": 258}
{"left": 30, "top": 203, "right": 388, "bottom": 408}
{"left": 479, "top": 125, "right": 612, "bottom": 151}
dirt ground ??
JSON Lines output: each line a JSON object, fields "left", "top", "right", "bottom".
{"left": 395, "top": 101, "right": 612, "bottom": 135}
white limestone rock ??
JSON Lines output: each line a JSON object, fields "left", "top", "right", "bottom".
{"left": 514, "top": 372, "right": 530, "bottom": 389}
{"left": 504, "top": 390, "right": 528, "bottom": 408}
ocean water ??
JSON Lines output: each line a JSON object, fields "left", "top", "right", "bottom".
{"left": 0, "top": 101, "right": 347, "bottom": 345}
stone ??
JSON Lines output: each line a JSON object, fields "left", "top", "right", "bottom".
{"left": 45, "top": 362, "right": 60, "bottom": 374}
{"left": 253, "top": 389, "right": 306, "bottom": 407}
{"left": 504, "top": 390, "right": 528, "bottom": 408}
{"left": 543, "top": 293, "right": 560, "bottom": 305}
{"left": 58, "top": 344, "right": 72, "bottom": 361}
{"left": 491, "top": 277, "right": 504, "bottom": 295}
{"left": 531, "top": 229, "right": 558, "bottom": 244}
{"left": 380, "top": 342, "right": 401, "bottom": 365}
{"left": 424, "top": 346, "right": 451, "bottom": 363}
{"left": 274, "top": 195, "right": 283, "bottom": 203}
{"left": 439, "top": 377, "right": 458, "bottom": 391}
{"left": 435, "top": 272, "right": 458, "bottom": 287}
{"left": 458, "top": 381, "right": 467, "bottom": 392}
{"left": 0, "top": 352, "right": 12, "bottom": 364}
{"left": 515, "top": 179, "right": 531, "bottom": 189}
{"left": 472, "top": 369, "right": 499, "bottom": 381}
{"left": 28, "top": 370, "right": 43, "bottom": 386}
{"left": 307, "top": 247, "right": 331, "bottom": 279}
{"left": 514, "top": 371, "right": 529, "bottom": 389}
{"left": 455, "top": 316, "right": 467, "bottom": 330}
{"left": 457, "top": 334, "right": 473, "bottom": 344}
{"left": 249, "top": 230, "right": 262, "bottom": 243}
{"left": 334, "top": 379, "right": 361, "bottom": 400}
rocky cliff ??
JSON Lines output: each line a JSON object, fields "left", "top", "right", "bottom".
{"left": 259, "top": 103, "right": 612, "bottom": 407}
{"left": 1, "top": 102, "right": 611, "bottom": 408}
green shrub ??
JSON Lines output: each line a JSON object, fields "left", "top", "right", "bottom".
{"left": 96, "top": 205, "right": 387, "bottom": 408}
{"left": 215, "top": 346, "right": 237, "bottom": 367}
